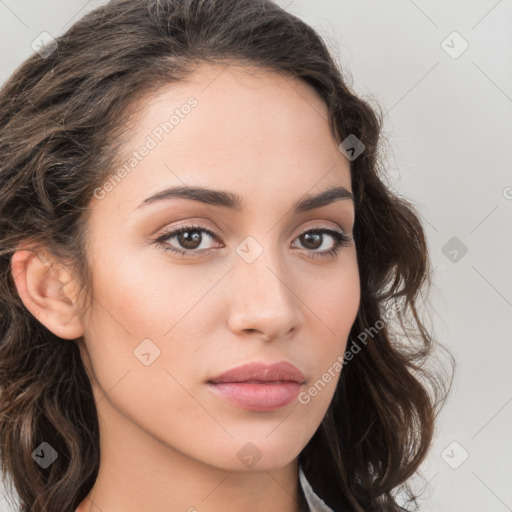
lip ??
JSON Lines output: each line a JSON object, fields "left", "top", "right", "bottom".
{"left": 207, "top": 361, "right": 306, "bottom": 412}
{"left": 209, "top": 361, "right": 306, "bottom": 384}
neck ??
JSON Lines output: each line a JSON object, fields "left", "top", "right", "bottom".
{"left": 76, "top": 396, "right": 304, "bottom": 512}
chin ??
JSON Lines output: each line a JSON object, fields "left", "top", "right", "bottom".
{"left": 192, "top": 431, "right": 307, "bottom": 472}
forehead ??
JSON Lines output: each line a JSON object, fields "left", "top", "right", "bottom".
{"left": 93, "top": 62, "right": 352, "bottom": 214}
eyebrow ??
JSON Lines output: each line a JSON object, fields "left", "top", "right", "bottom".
{"left": 136, "top": 184, "right": 354, "bottom": 214}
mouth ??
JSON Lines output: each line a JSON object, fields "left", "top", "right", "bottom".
{"left": 207, "top": 361, "right": 306, "bottom": 412}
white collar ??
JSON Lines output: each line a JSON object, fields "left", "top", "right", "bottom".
{"left": 299, "top": 465, "right": 337, "bottom": 512}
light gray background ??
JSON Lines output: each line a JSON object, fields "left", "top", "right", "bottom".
{"left": 0, "top": 1, "right": 511, "bottom": 511}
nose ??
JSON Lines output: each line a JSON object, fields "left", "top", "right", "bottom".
{"left": 226, "top": 245, "right": 303, "bottom": 343}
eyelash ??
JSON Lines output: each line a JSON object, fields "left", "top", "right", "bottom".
{"left": 154, "top": 223, "right": 352, "bottom": 260}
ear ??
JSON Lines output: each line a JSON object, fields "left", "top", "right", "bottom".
{"left": 10, "top": 247, "right": 84, "bottom": 340}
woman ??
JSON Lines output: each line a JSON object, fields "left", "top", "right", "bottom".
{"left": 0, "top": 1, "right": 452, "bottom": 511}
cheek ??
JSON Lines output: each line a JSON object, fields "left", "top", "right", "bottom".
{"left": 85, "top": 242, "right": 225, "bottom": 340}
{"left": 79, "top": 244, "right": 226, "bottom": 405}
{"left": 321, "top": 269, "right": 360, "bottom": 336}
{"left": 306, "top": 250, "right": 360, "bottom": 347}
{"left": 296, "top": 252, "right": 360, "bottom": 405}
{"left": 78, "top": 249, "right": 218, "bottom": 443}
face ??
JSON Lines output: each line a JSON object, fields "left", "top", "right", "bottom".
{"left": 77, "top": 62, "right": 360, "bottom": 472}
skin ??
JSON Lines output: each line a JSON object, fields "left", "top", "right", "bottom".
{"left": 12, "top": 62, "right": 360, "bottom": 512}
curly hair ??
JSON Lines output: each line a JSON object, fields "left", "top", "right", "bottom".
{"left": 0, "top": 1, "right": 453, "bottom": 511}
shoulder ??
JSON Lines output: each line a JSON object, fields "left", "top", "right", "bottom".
{"left": 299, "top": 465, "right": 415, "bottom": 512}
{"left": 299, "top": 465, "right": 337, "bottom": 512}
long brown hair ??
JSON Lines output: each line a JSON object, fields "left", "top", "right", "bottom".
{"left": 0, "top": 1, "right": 453, "bottom": 511}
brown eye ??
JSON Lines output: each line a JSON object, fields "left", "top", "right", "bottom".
{"left": 292, "top": 228, "right": 352, "bottom": 259}
{"left": 155, "top": 224, "right": 222, "bottom": 256}
{"left": 299, "top": 231, "right": 325, "bottom": 250}
{"left": 176, "top": 230, "right": 203, "bottom": 250}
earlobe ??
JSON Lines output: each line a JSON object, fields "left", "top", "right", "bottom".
{"left": 10, "top": 249, "right": 84, "bottom": 340}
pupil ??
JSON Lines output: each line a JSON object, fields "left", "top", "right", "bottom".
{"left": 179, "top": 230, "right": 201, "bottom": 249}
{"left": 302, "top": 232, "right": 322, "bottom": 249}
